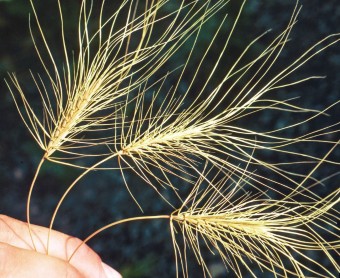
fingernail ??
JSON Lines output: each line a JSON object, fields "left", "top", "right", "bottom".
{"left": 102, "top": 262, "right": 122, "bottom": 278}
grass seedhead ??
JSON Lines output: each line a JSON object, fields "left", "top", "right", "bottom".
{"left": 6, "top": 0, "right": 230, "bottom": 249}
{"left": 170, "top": 167, "right": 340, "bottom": 277}
{"left": 4, "top": 0, "right": 339, "bottom": 276}
{"left": 7, "top": 0, "right": 228, "bottom": 168}
{"left": 108, "top": 1, "right": 340, "bottom": 205}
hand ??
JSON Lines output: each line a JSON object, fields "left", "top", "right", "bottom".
{"left": 0, "top": 215, "right": 121, "bottom": 278}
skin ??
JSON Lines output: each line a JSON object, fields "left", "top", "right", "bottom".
{"left": 0, "top": 215, "right": 121, "bottom": 278}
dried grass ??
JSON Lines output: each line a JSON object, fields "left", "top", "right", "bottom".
{"left": 6, "top": 0, "right": 339, "bottom": 276}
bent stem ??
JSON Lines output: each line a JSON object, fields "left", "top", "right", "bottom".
{"left": 27, "top": 156, "right": 46, "bottom": 251}
{"left": 68, "top": 215, "right": 170, "bottom": 262}
{"left": 47, "top": 152, "right": 120, "bottom": 254}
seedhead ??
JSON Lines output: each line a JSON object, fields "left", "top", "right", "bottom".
{"left": 170, "top": 166, "right": 340, "bottom": 277}
{"left": 5, "top": 0, "right": 339, "bottom": 276}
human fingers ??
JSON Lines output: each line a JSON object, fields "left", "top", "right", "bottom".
{"left": 0, "top": 242, "right": 82, "bottom": 278}
{"left": 0, "top": 215, "right": 121, "bottom": 278}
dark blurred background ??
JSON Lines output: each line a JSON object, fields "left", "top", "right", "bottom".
{"left": 0, "top": 1, "right": 339, "bottom": 277}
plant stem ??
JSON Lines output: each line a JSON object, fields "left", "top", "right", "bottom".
{"left": 27, "top": 156, "right": 45, "bottom": 251}
{"left": 47, "top": 152, "right": 120, "bottom": 254}
{"left": 68, "top": 215, "right": 170, "bottom": 262}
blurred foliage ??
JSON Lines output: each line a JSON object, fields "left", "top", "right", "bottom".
{"left": 120, "top": 255, "right": 158, "bottom": 278}
{"left": 0, "top": 0, "right": 339, "bottom": 277}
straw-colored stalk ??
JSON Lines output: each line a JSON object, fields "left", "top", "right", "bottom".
{"left": 70, "top": 166, "right": 339, "bottom": 277}
{"left": 44, "top": 0, "right": 340, "bottom": 252}
{"left": 108, "top": 0, "right": 340, "bottom": 199}
{"left": 7, "top": 0, "right": 227, "bottom": 167}
{"left": 68, "top": 1, "right": 340, "bottom": 200}
{"left": 6, "top": 0, "right": 339, "bottom": 275}
{"left": 169, "top": 167, "right": 340, "bottom": 277}
{"left": 6, "top": 0, "right": 229, "bottom": 250}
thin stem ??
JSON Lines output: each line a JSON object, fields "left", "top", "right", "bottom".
{"left": 68, "top": 215, "right": 170, "bottom": 262}
{"left": 27, "top": 156, "right": 45, "bottom": 251}
{"left": 47, "top": 152, "right": 120, "bottom": 254}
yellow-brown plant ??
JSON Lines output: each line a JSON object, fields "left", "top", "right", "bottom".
{"left": 6, "top": 0, "right": 339, "bottom": 277}
{"left": 7, "top": 0, "right": 229, "bottom": 249}
{"left": 170, "top": 166, "right": 340, "bottom": 277}
{"left": 72, "top": 162, "right": 339, "bottom": 277}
